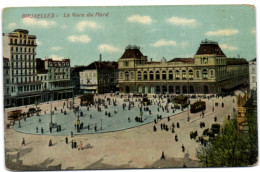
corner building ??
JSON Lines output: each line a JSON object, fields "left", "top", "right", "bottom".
{"left": 3, "top": 29, "right": 42, "bottom": 107}
{"left": 118, "top": 40, "right": 249, "bottom": 94}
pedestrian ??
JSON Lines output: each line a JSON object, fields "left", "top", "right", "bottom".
{"left": 24, "top": 117, "right": 26, "bottom": 122}
{"left": 21, "top": 138, "right": 25, "bottom": 146}
{"left": 153, "top": 125, "right": 157, "bottom": 132}
{"left": 39, "top": 118, "right": 41, "bottom": 123}
{"left": 49, "top": 139, "right": 53, "bottom": 147}
{"left": 71, "top": 140, "right": 74, "bottom": 149}
{"left": 74, "top": 123, "right": 77, "bottom": 130}
{"left": 36, "top": 126, "right": 38, "bottom": 133}
{"left": 172, "top": 128, "right": 175, "bottom": 133}
{"left": 175, "top": 135, "right": 178, "bottom": 142}
{"left": 182, "top": 144, "right": 185, "bottom": 152}
{"left": 161, "top": 151, "right": 165, "bottom": 160}
{"left": 41, "top": 127, "right": 44, "bottom": 134}
{"left": 65, "top": 136, "right": 68, "bottom": 144}
{"left": 50, "top": 127, "right": 52, "bottom": 133}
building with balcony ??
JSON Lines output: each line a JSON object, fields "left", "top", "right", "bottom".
{"left": 3, "top": 29, "right": 42, "bottom": 107}
{"left": 249, "top": 58, "right": 256, "bottom": 90}
{"left": 36, "top": 58, "right": 73, "bottom": 102}
{"left": 80, "top": 55, "right": 118, "bottom": 94}
{"left": 3, "top": 58, "right": 11, "bottom": 107}
{"left": 118, "top": 40, "right": 249, "bottom": 94}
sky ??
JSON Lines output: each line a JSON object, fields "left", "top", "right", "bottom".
{"left": 2, "top": 5, "right": 256, "bottom": 66}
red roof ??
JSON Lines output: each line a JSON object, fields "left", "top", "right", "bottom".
{"left": 196, "top": 39, "right": 225, "bottom": 56}
{"left": 120, "top": 48, "right": 144, "bottom": 59}
{"left": 168, "top": 58, "right": 194, "bottom": 63}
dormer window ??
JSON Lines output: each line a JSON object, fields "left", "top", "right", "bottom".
{"left": 202, "top": 57, "right": 208, "bottom": 64}
{"left": 124, "top": 61, "right": 129, "bottom": 67}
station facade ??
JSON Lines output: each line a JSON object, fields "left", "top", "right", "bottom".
{"left": 118, "top": 40, "right": 249, "bottom": 94}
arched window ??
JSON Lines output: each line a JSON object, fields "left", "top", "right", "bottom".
{"left": 168, "top": 70, "right": 173, "bottom": 80}
{"left": 137, "top": 71, "right": 142, "bottom": 80}
{"left": 182, "top": 70, "right": 187, "bottom": 79}
{"left": 149, "top": 71, "right": 154, "bottom": 80}
{"left": 162, "top": 70, "right": 166, "bottom": 80}
{"left": 125, "top": 71, "right": 129, "bottom": 81}
{"left": 175, "top": 70, "right": 180, "bottom": 79}
{"left": 143, "top": 71, "right": 147, "bottom": 80}
{"left": 156, "top": 71, "right": 160, "bottom": 80}
{"left": 188, "top": 70, "right": 193, "bottom": 79}
{"left": 202, "top": 69, "right": 208, "bottom": 79}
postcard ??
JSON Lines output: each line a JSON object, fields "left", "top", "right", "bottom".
{"left": 2, "top": 5, "right": 257, "bottom": 170}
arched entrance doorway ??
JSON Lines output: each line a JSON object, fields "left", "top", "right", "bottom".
{"left": 176, "top": 86, "right": 180, "bottom": 94}
{"left": 169, "top": 86, "right": 174, "bottom": 94}
{"left": 156, "top": 86, "right": 160, "bottom": 94}
{"left": 126, "top": 86, "right": 130, "bottom": 93}
{"left": 204, "top": 85, "right": 209, "bottom": 94}
{"left": 183, "top": 86, "right": 187, "bottom": 94}
{"left": 162, "top": 86, "right": 167, "bottom": 94}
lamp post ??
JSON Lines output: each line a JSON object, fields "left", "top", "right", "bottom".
{"left": 50, "top": 91, "right": 53, "bottom": 127}
{"left": 140, "top": 111, "right": 143, "bottom": 122}
{"left": 187, "top": 76, "right": 190, "bottom": 122}
{"left": 77, "top": 112, "right": 80, "bottom": 133}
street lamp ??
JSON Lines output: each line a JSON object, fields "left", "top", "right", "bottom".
{"left": 187, "top": 76, "right": 190, "bottom": 122}
{"left": 77, "top": 113, "right": 80, "bottom": 133}
{"left": 140, "top": 111, "right": 143, "bottom": 122}
{"left": 50, "top": 91, "right": 54, "bottom": 127}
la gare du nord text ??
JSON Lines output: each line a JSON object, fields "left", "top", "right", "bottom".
{"left": 64, "top": 12, "right": 109, "bottom": 17}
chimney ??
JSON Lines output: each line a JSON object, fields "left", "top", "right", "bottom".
{"left": 100, "top": 54, "right": 102, "bottom": 62}
{"left": 99, "top": 54, "right": 102, "bottom": 67}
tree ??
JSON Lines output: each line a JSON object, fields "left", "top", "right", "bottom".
{"left": 245, "top": 90, "right": 258, "bottom": 165}
{"left": 196, "top": 116, "right": 254, "bottom": 167}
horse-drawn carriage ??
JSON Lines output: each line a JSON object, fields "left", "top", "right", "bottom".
{"left": 8, "top": 110, "right": 22, "bottom": 121}
{"left": 80, "top": 94, "right": 94, "bottom": 106}
{"left": 7, "top": 110, "right": 22, "bottom": 127}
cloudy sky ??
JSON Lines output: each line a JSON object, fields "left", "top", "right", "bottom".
{"left": 2, "top": 5, "right": 256, "bottom": 66}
